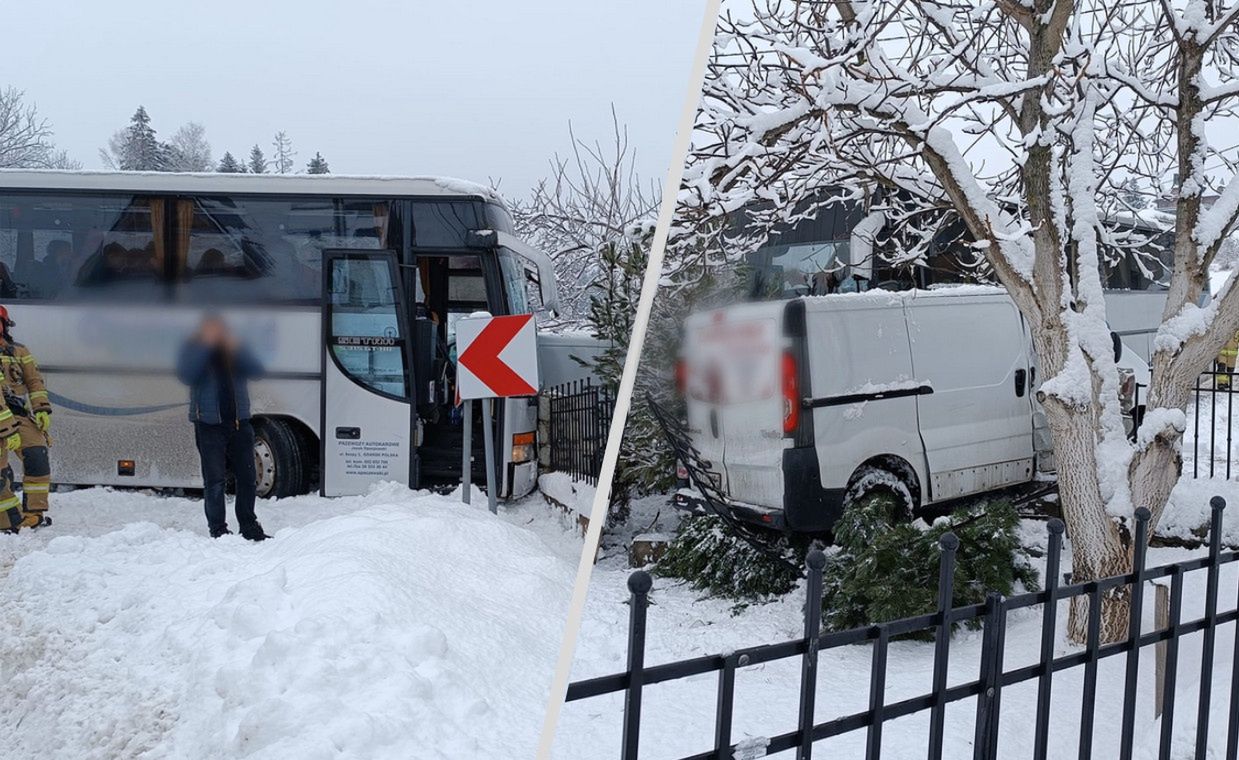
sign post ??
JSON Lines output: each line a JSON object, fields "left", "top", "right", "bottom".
{"left": 455, "top": 312, "right": 539, "bottom": 514}
{"left": 461, "top": 397, "right": 472, "bottom": 505}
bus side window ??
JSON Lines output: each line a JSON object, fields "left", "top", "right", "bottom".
{"left": 497, "top": 251, "right": 530, "bottom": 314}
{"left": 176, "top": 197, "right": 393, "bottom": 304}
{"left": 410, "top": 202, "right": 481, "bottom": 248}
{"left": 0, "top": 194, "right": 162, "bottom": 301}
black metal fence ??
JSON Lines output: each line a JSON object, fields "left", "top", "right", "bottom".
{"left": 546, "top": 378, "right": 614, "bottom": 486}
{"left": 1175, "top": 370, "right": 1239, "bottom": 479}
{"left": 566, "top": 497, "right": 1239, "bottom": 760}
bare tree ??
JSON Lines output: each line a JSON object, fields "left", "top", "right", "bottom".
{"left": 271, "top": 131, "right": 296, "bottom": 174}
{"left": 0, "top": 87, "right": 73, "bottom": 169}
{"left": 165, "top": 122, "right": 212, "bottom": 172}
{"left": 682, "top": 0, "right": 1239, "bottom": 641}
{"left": 510, "top": 109, "right": 660, "bottom": 320}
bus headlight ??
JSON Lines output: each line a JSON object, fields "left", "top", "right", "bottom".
{"left": 511, "top": 432, "right": 535, "bottom": 463}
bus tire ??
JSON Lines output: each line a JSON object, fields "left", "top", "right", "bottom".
{"left": 253, "top": 417, "right": 310, "bottom": 499}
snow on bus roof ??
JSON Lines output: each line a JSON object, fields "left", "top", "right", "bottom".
{"left": 0, "top": 169, "right": 505, "bottom": 205}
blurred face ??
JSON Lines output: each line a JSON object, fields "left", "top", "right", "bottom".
{"left": 198, "top": 317, "right": 228, "bottom": 345}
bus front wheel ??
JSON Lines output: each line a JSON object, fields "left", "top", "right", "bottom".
{"left": 253, "top": 417, "right": 312, "bottom": 499}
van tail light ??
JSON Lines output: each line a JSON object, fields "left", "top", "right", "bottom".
{"left": 674, "top": 358, "right": 687, "bottom": 396}
{"left": 782, "top": 351, "right": 800, "bottom": 435}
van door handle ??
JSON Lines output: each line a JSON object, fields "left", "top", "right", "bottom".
{"left": 335, "top": 426, "right": 361, "bottom": 440}
{"left": 1014, "top": 369, "right": 1027, "bottom": 398}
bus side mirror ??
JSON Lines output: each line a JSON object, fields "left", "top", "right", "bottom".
{"left": 1112, "top": 331, "right": 1122, "bottom": 362}
{"left": 465, "top": 229, "right": 497, "bottom": 249}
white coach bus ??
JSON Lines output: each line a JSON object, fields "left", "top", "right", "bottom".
{"left": 0, "top": 170, "right": 561, "bottom": 499}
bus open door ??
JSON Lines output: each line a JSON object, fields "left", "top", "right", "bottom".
{"left": 319, "top": 249, "right": 417, "bottom": 496}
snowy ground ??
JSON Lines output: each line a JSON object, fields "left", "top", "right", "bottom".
{"left": 0, "top": 483, "right": 583, "bottom": 760}
{"left": 554, "top": 482, "right": 1239, "bottom": 759}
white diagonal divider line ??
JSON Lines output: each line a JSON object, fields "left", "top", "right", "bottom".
{"left": 534, "top": 0, "right": 725, "bottom": 755}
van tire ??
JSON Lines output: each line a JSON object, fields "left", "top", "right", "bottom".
{"left": 253, "top": 418, "right": 310, "bottom": 499}
{"left": 843, "top": 466, "right": 914, "bottom": 523}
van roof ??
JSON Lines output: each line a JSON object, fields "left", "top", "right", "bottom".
{"left": 802, "top": 283, "right": 1007, "bottom": 304}
{"left": 0, "top": 169, "right": 503, "bottom": 204}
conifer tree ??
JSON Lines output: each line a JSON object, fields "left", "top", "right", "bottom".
{"left": 247, "top": 145, "right": 267, "bottom": 174}
{"left": 216, "top": 151, "right": 243, "bottom": 173}
{"left": 305, "top": 152, "right": 329, "bottom": 174}
{"left": 107, "top": 106, "right": 167, "bottom": 171}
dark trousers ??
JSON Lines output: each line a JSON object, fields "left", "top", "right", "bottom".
{"left": 194, "top": 421, "right": 257, "bottom": 532}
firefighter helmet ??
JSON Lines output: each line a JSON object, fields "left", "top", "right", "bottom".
{"left": 0, "top": 306, "right": 13, "bottom": 328}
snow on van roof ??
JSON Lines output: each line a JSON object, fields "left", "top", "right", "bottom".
{"left": 0, "top": 169, "right": 505, "bottom": 205}
{"left": 801, "top": 283, "right": 1007, "bottom": 303}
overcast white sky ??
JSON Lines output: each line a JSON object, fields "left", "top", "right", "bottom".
{"left": 1, "top": 0, "right": 705, "bottom": 196}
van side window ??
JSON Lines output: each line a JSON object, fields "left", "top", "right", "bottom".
{"left": 0, "top": 194, "right": 164, "bottom": 301}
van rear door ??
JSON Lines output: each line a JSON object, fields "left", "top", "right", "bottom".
{"left": 682, "top": 303, "right": 786, "bottom": 507}
{"left": 905, "top": 292, "right": 1035, "bottom": 500}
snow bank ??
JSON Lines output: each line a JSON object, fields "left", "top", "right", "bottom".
{"left": 0, "top": 484, "right": 574, "bottom": 759}
{"left": 1159, "top": 476, "right": 1239, "bottom": 546}
{"left": 539, "top": 472, "right": 597, "bottom": 519}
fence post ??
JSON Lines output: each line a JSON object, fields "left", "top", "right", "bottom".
{"left": 714, "top": 652, "right": 739, "bottom": 759}
{"left": 866, "top": 625, "right": 890, "bottom": 760}
{"left": 1119, "top": 508, "right": 1151, "bottom": 760}
{"left": 1212, "top": 377, "right": 1219, "bottom": 478}
{"left": 1195, "top": 376, "right": 1202, "bottom": 478}
{"left": 1194, "top": 497, "right": 1226, "bottom": 760}
{"left": 1078, "top": 582, "right": 1103, "bottom": 760}
{"left": 927, "top": 532, "right": 958, "bottom": 760}
{"left": 1158, "top": 566, "right": 1185, "bottom": 760}
{"left": 973, "top": 592, "right": 1005, "bottom": 760}
{"left": 1227, "top": 499, "right": 1239, "bottom": 760}
{"left": 1033, "top": 519, "right": 1065, "bottom": 760}
{"left": 1155, "top": 582, "right": 1169, "bottom": 720}
{"left": 797, "top": 550, "right": 826, "bottom": 760}
{"left": 621, "top": 570, "right": 652, "bottom": 760}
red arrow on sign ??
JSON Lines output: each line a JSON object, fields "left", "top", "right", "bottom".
{"left": 458, "top": 314, "right": 538, "bottom": 397}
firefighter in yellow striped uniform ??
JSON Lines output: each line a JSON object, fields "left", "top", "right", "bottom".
{"left": 1218, "top": 329, "right": 1239, "bottom": 388}
{"left": 0, "top": 386, "right": 23, "bottom": 532}
{"left": 0, "top": 306, "right": 52, "bottom": 530}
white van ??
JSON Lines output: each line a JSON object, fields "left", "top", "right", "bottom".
{"left": 675, "top": 286, "right": 1147, "bottom": 532}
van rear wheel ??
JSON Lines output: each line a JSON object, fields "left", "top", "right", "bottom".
{"left": 844, "top": 466, "right": 915, "bottom": 523}
{"left": 253, "top": 418, "right": 311, "bottom": 499}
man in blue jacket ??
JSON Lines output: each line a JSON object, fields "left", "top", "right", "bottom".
{"left": 176, "top": 315, "right": 269, "bottom": 540}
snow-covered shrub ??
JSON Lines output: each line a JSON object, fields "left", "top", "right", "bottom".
{"left": 822, "top": 495, "right": 1038, "bottom": 637}
{"left": 656, "top": 514, "right": 806, "bottom": 601}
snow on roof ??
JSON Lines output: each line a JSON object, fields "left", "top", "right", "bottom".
{"left": 0, "top": 169, "right": 505, "bottom": 205}
{"left": 802, "top": 283, "right": 1007, "bottom": 304}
